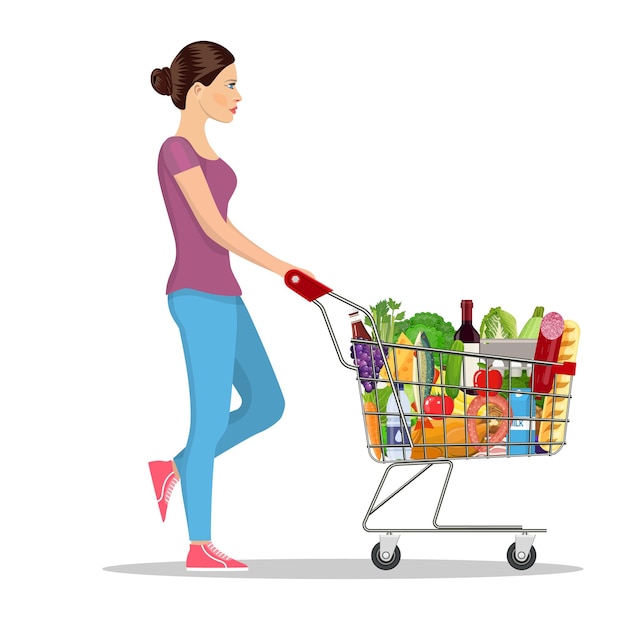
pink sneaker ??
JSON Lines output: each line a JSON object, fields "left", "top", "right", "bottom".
{"left": 186, "top": 543, "right": 248, "bottom": 572}
{"left": 148, "top": 460, "right": 179, "bottom": 522}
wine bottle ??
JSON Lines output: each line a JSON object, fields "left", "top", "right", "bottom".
{"left": 454, "top": 300, "right": 481, "bottom": 394}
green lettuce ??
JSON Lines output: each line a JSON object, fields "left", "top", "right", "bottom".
{"left": 480, "top": 307, "right": 518, "bottom": 339}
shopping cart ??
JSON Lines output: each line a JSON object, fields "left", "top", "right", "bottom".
{"left": 286, "top": 270, "right": 578, "bottom": 571}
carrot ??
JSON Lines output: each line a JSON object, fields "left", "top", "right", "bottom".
{"left": 363, "top": 400, "right": 382, "bottom": 460}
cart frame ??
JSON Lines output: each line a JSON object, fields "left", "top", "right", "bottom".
{"left": 285, "top": 270, "right": 576, "bottom": 571}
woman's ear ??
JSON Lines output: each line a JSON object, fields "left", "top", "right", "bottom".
{"left": 191, "top": 82, "right": 204, "bottom": 99}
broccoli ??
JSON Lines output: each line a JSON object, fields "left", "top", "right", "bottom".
{"left": 395, "top": 312, "right": 456, "bottom": 367}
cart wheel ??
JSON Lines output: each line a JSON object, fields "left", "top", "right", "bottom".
{"left": 371, "top": 542, "right": 401, "bottom": 570}
{"left": 506, "top": 542, "right": 537, "bottom": 570}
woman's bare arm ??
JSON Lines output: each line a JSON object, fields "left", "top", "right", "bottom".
{"left": 174, "top": 165, "right": 296, "bottom": 277}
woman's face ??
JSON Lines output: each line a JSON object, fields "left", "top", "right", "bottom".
{"left": 194, "top": 63, "right": 242, "bottom": 123}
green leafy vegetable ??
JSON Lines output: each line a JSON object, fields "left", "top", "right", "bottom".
{"left": 395, "top": 312, "right": 456, "bottom": 368}
{"left": 479, "top": 307, "right": 518, "bottom": 339}
{"left": 364, "top": 298, "right": 406, "bottom": 343}
{"left": 498, "top": 369, "right": 544, "bottom": 410}
{"left": 363, "top": 385, "right": 393, "bottom": 409}
{"left": 500, "top": 369, "right": 531, "bottom": 392}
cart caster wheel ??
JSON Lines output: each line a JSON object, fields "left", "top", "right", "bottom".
{"left": 371, "top": 542, "right": 401, "bottom": 570}
{"left": 507, "top": 542, "right": 537, "bottom": 570}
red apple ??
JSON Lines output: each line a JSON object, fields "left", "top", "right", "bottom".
{"left": 473, "top": 368, "right": 503, "bottom": 397}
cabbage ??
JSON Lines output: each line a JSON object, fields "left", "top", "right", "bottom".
{"left": 479, "top": 307, "right": 518, "bottom": 339}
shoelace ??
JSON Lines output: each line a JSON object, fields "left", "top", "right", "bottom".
{"left": 207, "top": 543, "right": 231, "bottom": 561}
{"left": 158, "top": 472, "right": 179, "bottom": 503}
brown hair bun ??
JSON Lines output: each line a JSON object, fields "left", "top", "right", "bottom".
{"left": 151, "top": 67, "right": 173, "bottom": 96}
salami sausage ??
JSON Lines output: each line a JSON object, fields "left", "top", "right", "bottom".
{"left": 532, "top": 312, "right": 565, "bottom": 394}
{"left": 466, "top": 395, "right": 511, "bottom": 453}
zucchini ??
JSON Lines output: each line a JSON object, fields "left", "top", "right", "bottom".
{"left": 518, "top": 306, "right": 545, "bottom": 339}
{"left": 444, "top": 339, "right": 465, "bottom": 399}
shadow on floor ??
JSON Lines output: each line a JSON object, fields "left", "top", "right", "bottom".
{"left": 103, "top": 558, "right": 582, "bottom": 579}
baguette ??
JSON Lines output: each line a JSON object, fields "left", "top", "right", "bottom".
{"left": 537, "top": 320, "right": 580, "bottom": 452}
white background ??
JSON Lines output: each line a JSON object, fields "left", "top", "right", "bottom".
{"left": 1, "top": 0, "right": 624, "bottom": 623}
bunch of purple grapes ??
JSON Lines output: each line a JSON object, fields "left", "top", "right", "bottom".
{"left": 350, "top": 341, "right": 385, "bottom": 392}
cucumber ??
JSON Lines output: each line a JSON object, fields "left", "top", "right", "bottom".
{"left": 444, "top": 339, "right": 464, "bottom": 399}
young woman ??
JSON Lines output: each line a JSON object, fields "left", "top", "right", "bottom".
{"left": 149, "top": 41, "right": 313, "bottom": 572}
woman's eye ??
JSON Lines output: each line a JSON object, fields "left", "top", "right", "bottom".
{"left": 227, "top": 83, "right": 236, "bottom": 90}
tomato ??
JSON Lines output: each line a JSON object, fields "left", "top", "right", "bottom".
{"left": 473, "top": 368, "right": 503, "bottom": 397}
{"left": 423, "top": 395, "right": 454, "bottom": 417}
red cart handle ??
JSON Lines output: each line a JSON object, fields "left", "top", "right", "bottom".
{"left": 284, "top": 269, "right": 332, "bottom": 301}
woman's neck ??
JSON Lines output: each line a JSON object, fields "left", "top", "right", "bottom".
{"left": 176, "top": 111, "right": 218, "bottom": 160}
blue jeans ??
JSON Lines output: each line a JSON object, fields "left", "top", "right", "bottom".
{"left": 168, "top": 289, "right": 285, "bottom": 541}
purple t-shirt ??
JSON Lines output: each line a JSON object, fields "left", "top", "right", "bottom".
{"left": 157, "top": 136, "right": 242, "bottom": 296}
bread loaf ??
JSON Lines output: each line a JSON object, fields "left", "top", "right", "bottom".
{"left": 410, "top": 417, "right": 492, "bottom": 459}
{"left": 537, "top": 320, "right": 580, "bottom": 452}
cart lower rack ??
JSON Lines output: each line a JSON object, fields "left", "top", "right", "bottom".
{"left": 285, "top": 270, "right": 578, "bottom": 571}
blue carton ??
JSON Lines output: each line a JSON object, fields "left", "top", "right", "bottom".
{"left": 507, "top": 388, "right": 535, "bottom": 455}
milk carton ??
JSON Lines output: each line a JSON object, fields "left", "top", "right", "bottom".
{"left": 508, "top": 388, "right": 535, "bottom": 455}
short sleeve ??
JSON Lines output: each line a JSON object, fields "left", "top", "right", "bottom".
{"left": 160, "top": 137, "right": 201, "bottom": 175}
